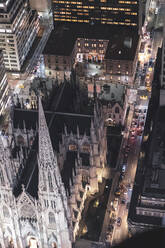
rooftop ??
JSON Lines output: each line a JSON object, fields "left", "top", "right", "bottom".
{"left": 43, "top": 23, "right": 139, "bottom": 60}
{"left": 99, "top": 82, "right": 125, "bottom": 107}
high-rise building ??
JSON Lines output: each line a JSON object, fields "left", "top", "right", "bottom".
{"left": 52, "top": 0, "right": 141, "bottom": 29}
{"left": 0, "top": 50, "right": 9, "bottom": 116}
{"left": 30, "top": 0, "right": 52, "bottom": 13}
{"left": 0, "top": 0, "right": 39, "bottom": 71}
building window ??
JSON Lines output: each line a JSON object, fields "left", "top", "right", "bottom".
{"left": 3, "top": 206, "right": 10, "bottom": 218}
{"left": 48, "top": 172, "right": 53, "bottom": 192}
{"left": 0, "top": 170, "right": 5, "bottom": 185}
{"left": 69, "top": 144, "right": 77, "bottom": 151}
{"left": 115, "top": 107, "right": 119, "bottom": 113}
{"left": 49, "top": 212, "right": 55, "bottom": 224}
{"left": 82, "top": 145, "right": 90, "bottom": 153}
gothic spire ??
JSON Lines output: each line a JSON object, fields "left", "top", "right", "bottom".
{"left": 38, "top": 96, "right": 56, "bottom": 169}
{"left": 38, "top": 97, "right": 62, "bottom": 190}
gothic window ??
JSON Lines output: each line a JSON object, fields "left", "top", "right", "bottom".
{"left": 68, "top": 144, "right": 77, "bottom": 151}
{"left": 111, "top": 93, "right": 115, "bottom": 99}
{"left": 28, "top": 237, "right": 38, "bottom": 248}
{"left": 29, "top": 137, "right": 33, "bottom": 146}
{"left": 42, "top": 171, "right": 47, "bottom": 191}
{"left": 81, "top": 142, "right": 90, "bottom": 153}
{"left": 0, "top": 169, "right": 5, "bottom": 185}
{"left": 48, "top": 172, "right": 53, "bottom": 192}
{"left": 52, "top": 243, "right": 57, "bottom": 248}
{"left": 3, "top": 206, "right": 10, "bottom": 218}
{"left": 44, "top": 199, "right": 49, "bottom": 208}
{"left": 115, "top": 107, "right": 119, "bottom": 114}
{"left": 17, "top": 135, "right": 24, "bottom": 146}
{"left": 82, "top": 175, "right": 89, "bottom": 188}
{"left": 49, "top": 212, "right": 55, "bottom": 224}
{"left": 51, "top": 201, "right": 56, "bottom": 209}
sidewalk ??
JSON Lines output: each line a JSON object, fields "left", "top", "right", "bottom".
{"left": 116, "top": 105, "right": 134, "bottom": 171}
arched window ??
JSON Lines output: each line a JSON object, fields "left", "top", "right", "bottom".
{"left": 48, "top": 172, "right": 53, "bottom": 192}
{"left": 0, "top": 169, "right": 5, "bottom": 185}
{"left": 49, "top": 212, "right": 55, "bottom": 224}
{"left": 42, "top": 172, "right": 47, "bottom": 191}
{"left": 115, "top": 107, "right": 119, "bottom": 114}
{"left": 17, "top": 135, "right": 24, "bottom": 146}
{"left": 111, "top": 93, "right": 115, "bottom": 98}
{"left": 3, "top": 206, "right": 10, "bottom": 218}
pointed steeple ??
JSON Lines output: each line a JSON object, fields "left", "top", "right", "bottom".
{"left": 38, "top": 97, "right": 73, "bottom": 247}
{"left": 38, "top": 96, "right": 56, "bottom": 170}
{"left": 0, "top": 134, "right": 13, "bottom": 187}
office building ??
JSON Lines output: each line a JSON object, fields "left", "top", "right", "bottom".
{"left": 0, "top": 50, "right": 9, "bottom": 116}
{"left": 52, "top": 0, "right": 141, "bottom": 29}
{"left": 30, "top": 0, "right": 52, "bottom": 12}
{"left": 128, "top": 47, "right": 165, "bottom": 235}
{"left": 0, "top": 0, "right": 39, "bottom": 71}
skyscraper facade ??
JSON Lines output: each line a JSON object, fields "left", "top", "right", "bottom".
{"left": 52, "top": 0, "right": 140, "bottom": 28}
{"left": 0, "top": 50, "right": 9, "bottom": 116}
{"left": 0, "top": 0, "right": 39, "bottom": 71}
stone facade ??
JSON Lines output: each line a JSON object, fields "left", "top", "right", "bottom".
{"left": 0, "top": 89, "right": 108, "bottom": 247}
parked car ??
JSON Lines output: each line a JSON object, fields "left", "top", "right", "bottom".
{"left": 117, "top": 217, "right": 122, "bottom": 227}
{"left": 121, "top": 198, "right": 126, "bottom": 204}
{"left": 119, "top": 173, "right": 124, "bottom": 182}
{"left": 114, "top": 188, "right": 121, "bottom": 197}
{"left": 108, "top": 224, "right": 114, "bottom": 232}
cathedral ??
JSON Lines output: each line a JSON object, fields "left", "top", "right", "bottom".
{"left": 0, "top": 74, "right": 108, "bottom": 247}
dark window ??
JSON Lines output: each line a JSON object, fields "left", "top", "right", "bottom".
{"left": 115, "top": 107, "right": 119, "bottom": 113}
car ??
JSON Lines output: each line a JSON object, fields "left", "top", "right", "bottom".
{"left": 109, "top": 218, "right": 116, "bottom": 224}
{"left": 124, "top": 152, "right": 128, "bottom": 158}
{"left": 125, "top": 147, "right": 130, "bottom": 152}
{"left": 117, "top": 217, "right": 122, "bottom": 227}
{"left": 114, "top": 188, "right": 121, "bottom": 197}
{"left": 132, "top": 121, "right": 137, "bottom": 125}
{"left": 108, "top": 224, "right": 114, "bottom": 232}
{"left": 131, "top": 130, "right": 136, "bottom": 135}
{"left": 121, "top": 198, "right": 126, "bottom": 204}
{"left": 123, "top": 156, "right": 128, "bottom": 164}
{"left": 130, "top": 134, "right": 136, "bottom": 139}
{"left": 113, "top": 198, "right": 119, "bottom": 211}
{"left": 119, "top": 174, "right": 124, "bottom": 182}
{"left": 122, "top": 164, "right": 126, "bottom": 172}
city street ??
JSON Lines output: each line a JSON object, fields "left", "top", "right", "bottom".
{"left": 111, "top": 102, "right": 147, "bottom": 246}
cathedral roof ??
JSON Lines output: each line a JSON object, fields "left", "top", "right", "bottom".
{"left": 13, "top": 108, "right": 92, "bottom": 150}
{"left": 13, "top": 108, "right": 92, "bottom": 198}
